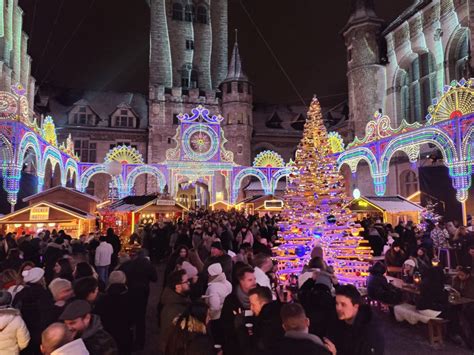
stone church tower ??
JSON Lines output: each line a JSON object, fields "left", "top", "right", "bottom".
{"left": 342, "top": 0, "right": 386, "bottom": 137}
{"left": 147, "top": 0, "right": 243, "bottom": 165}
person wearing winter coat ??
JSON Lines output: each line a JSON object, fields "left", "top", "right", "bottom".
{"left": 13, "top": 267, "right": 54, "bottom": 354}
{"left": 165, "top": 301, "right": 213, "bottom": 355}
{"left": 158, "top": 269, "right": 192, "bottom": 353}
{"left": 327, "top": 285, "right": 384, "bottom": 355}
{"left": 47, "top": 278, "right": 74, "bottom": 324}
{"left": 94, "top": 271, "right": 133, "bottom": 355}
{"left": 366, "top": 262, "right": 402, "bottom": 305}
{"left": 0, "top": 290, "right": 30, "bottom": 354}
{"left": 59, "top": 299, "right": 118, "bottom": 355}
{"left": 41, "top": 322, "right": 89, "bottom": 355}
{"left": 266, "top": 303, "right": 332, "bottom": 355}
{"left": 205, "top": 263, "right": 232, "bottom": 320}
{"left": 384, "top": 241, "right": 407, "bottom": 271}
{"left": 94, "top": 236, "right": 113, "bottom": 285}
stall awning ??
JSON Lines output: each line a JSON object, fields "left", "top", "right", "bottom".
{"left": 348, "top": 195, "right": 424, "bottom": 213}
{"left": 105, "top": 195, "right": 188, "bottom": 213}
{"left": 0, "top": 201, "right": 95, "bottom": 224}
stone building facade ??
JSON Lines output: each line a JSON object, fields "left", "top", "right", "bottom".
{"left": 340, "top": 0, "right": 472, "bottom": 202}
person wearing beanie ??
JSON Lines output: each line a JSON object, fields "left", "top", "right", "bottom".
{"left": 48, "top": 278, "right": 74, "bottom": 323}
{"left": 201, "top": 241, "right": 233, "bottom": 285}
{"left": 59, "top": 300, "right": 118, "bottom": 355}
{"left": 0, "top": 290, "right": 30, "bottom": 354}
{"left": 13, "top": 268, "right": 53, "bottom": 354}
{"left": 205, "top": 263, "right": 232, "bottom": 320}
{"left": 94, "top": 271, "right": 132, "bottom": 355}
{"left": 384, "top": 241, "right": 407, "bottom": 273}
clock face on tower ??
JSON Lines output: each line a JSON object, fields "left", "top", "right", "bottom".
{"left": 182, "top": 123, "right": 220, "bottom": 161}
{"left": 189, "top": 131, "right": 212, "bottom": 154}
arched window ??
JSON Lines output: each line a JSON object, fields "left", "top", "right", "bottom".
{"left": 181, "top": 67, "right": 190, "bottom": 88}
{"left": 190, "top": 69, "right": 198, "bottom": 88}
{"left": 185, "top": 4, "right": 194, "bottom": 22}
{"left": 196, "top": 6, "right": 208, "bottom": 24}
{"left": 447, "top": 29, "right": 469, "bottom": 81}
{"left": 404, "top": 52, "right": 437, "bottom": 123}
{"left": 172, "top": 2, "right": 184, "bottom": 21}
{"left": 400, "top": 170, "right": 418, "bottom": 197}
{"left": 396, "top": 70, "right": 410, "bottom": 121}
{"left": 86, "top": 181, "right": 95, "bottom": 196}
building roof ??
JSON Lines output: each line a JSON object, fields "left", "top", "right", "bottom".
{"left": 352, "top": 195, "right": 424, "bottom": 213}
{"left": 341, "top": 0, "right": 384, "bottom": 34}
{"left": 106, "top": 195, "right": 158, "bottom": 212}
{"left": 223, "top": 33, "right": 248, "bottom": 83}
{"left": 38, "top": 87, "right": 149, "bottom": 129}
{"left": 23, "top": 186, "right": 101, "bottom": 203}
{"left": 382, "top": 0, "right": 432, "bottom": 35}
{"left": 245, "top": 180, "right": 286, "bottom": 191}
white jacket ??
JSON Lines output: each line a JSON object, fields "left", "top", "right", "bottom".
{"left": 95, "top": 241, "right": 114, "bottom": 267}
{"left": 205, "top": 274, "right": 232, "bottom": 320}
{"left": 0, "top": 308, "right": 30, "bottom": 355}
{"left": 51, "top": 338, "right": 89, "bottom": 355}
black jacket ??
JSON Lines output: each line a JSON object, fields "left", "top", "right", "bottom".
{"left": 82, "top": 314, "right": 118, "bottom": 355}
{"left": 94, "top": 284, "right": 133, "bottom": 354}
{"left": 327, "top": 305, "right": 384, "bottom": 355}
{"left": 367, "top": 263, "right": 401, "bottom": 305}
{"left": 253, "top": 301, "right": 284, "bottom": 353}
{"left": 119, "top": 256, "right": 158, "bottom": 291}
{"left": 266, "top": 331, "right": 331, "bottom": 355}
{"left": 219, "top": 290, "right": 250, "bottom": 355}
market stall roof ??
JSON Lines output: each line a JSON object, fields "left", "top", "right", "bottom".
{"left": 105, "top": 195, "right": 188, "bottom": 213}
{"left": 0, "top": 201, "right": 95, "bottom": 224}
{"left": 237, "top": 195, "right": 283, "bottom": 210}
{"left": 347, "top": 195, "right": 424, "bottom": 213}
{"left": 23, "top": 186, "right": 100, "bottom": 203}
{"left": 245, "top": 180, "right": 286, "bottom": 191}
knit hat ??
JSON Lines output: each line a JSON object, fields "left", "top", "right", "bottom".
{"left": 0, "top": 290, "right": 12, "bottom": 307}
{"left": 48, "top": 278, "right": 72, "bottom": 299}
{"left": 59, "top": 300, "right": 91, "bottom": 321}
{"left": 181, "top": 261, "right": 198, "bottom": 278}
{"left": 404, "top": 259, "right": 416, "bottom": 267}
{"left": 22, "top": 267, "right": 44, "bottom": 284}
{"left": 207, "top": 263, "right": 223, "bottom": 277}
{"left": 108, "top": 271, "right": 127, "bottom": 287}
{"left": 210, "top": 241, "right": 224, "bottom": 251}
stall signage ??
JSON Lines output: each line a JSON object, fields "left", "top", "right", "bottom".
{"left": 30, "top": 207, "right": 50, "bottom": 221}
{"left": 156, "top": 200, "right": 175, "bottom": 206}
{"left": 264, "top": 200, "right": 284, "bottom": 209}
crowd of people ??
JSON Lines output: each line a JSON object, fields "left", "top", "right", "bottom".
{"left": 0, "top": 209, "right": 473, "bottom": 354}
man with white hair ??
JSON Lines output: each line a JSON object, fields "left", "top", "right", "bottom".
{"left": 48, "top": 278, "right": 74, "bottom": 323}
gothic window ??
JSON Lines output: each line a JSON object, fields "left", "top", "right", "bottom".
{"left": 71, "top": 106, "right": 97, "bottom": 126}
{"left": 185, "top": 4, "right": 194, "bottom": 22}
{"left": 404, "top": 52, "right": 437, "bottom": 123}
{"left": 74, "top": 140, "right": 97, "bottom": 163}
{"left": 447, "top": 29, "right": 469, "bottom": 82}
{"left": 196, "top": 6, "right": 208, "bottom": 24}
{"left": 181, "top": 67, "right": 190, "bottom": 88}
{"left": 185, "top": 39, "right": 194, "bottom": 50}
{"left": 400, "top": 170, "right": 418, "bottom": 197}
{"left": 396, "top": 70, "right": 410, "bottom": 121}
{"left": 190, "top": 69, "right": 199, "bottom": 88}
{"left": 172, "top": 2, "right": 184, "bottom": 21}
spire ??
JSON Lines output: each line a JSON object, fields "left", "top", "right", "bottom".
{"left": 342, "top": 0, "right": 383, "bottom": 33}
{"left": 223, "top": 29, "right": 248, "bottom": 83}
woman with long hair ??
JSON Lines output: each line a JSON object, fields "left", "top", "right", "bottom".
{"left": 165, "top": 301, "right": 213, "bottom": 355}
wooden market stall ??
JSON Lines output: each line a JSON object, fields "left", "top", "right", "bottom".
{"left": 237, "top": 195, "right": 284, "bottom": 216}
{"left": 103, "top": 195, "right": 188, "bottom": 234}
{"left": 0, "top": 186, "right": 99, "bottom": 237}
{"left": 347, "top": 195, "right": 424, "bottom": 225}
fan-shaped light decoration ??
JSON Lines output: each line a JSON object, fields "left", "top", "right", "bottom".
{"left": 42, "top": 116, "right": 58, "bottom": 147}
{"left": 104, "top": 145, "right": 144, "bottom": 164}
{"left": 426, "top": 78, "right": 474, "bottom": 125}
{"left": 253, "top": 150, "right": 285, "bottom": 168}
{"left": 328, "top": 132, "right": 345, "bottom": 153}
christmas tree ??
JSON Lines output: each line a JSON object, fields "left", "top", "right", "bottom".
{"left": 274, "top": 97, "right": 372, "bottom": 287}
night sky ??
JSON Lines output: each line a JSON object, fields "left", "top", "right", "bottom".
{"left": 18, "top": 0, "right": 413, "bottom": 104}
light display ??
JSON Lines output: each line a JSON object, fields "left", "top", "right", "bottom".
{"left": 125, "top": 165, "right": 166, "bottom": 195}
{"left": 104, "top": 145, "right": 144, "bottom": 164}
{"left": 328, "top": 131, "right": 345, "bottom": 154}
{"left": 41, "top": 116, "right": 58, "bottom": 147}
{"left": 253, "top": 150, "right": 285, "bottom": 168}
{"left": 274, "top": 97, "right": 372, "bottom": 288}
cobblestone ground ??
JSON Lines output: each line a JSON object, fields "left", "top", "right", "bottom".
{"left": 136, "top": 264, "right": 472, "bottom": 355}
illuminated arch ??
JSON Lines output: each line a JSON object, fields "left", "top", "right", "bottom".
{"left": 79, "top": 164, "right": 124, "bottom": 194}
{"left": 462, "top": 122, "right": 474, "bottom": 161}
{"left": 64, "top": 158, "right": 79, "bottom": 188}
{"left": 17, "top": 132, "right": 41, "bottom": 173}
{"left": 0, "top": 134, "right": 13, "bottom": 167}
{"left": 231, "top": 168, "right": 270, "bottom": 204}
{"left": 269, "top": 168, "right": 292, "bottom": 194}
{"left": 379, "top": 128, "right": 458, "bottom": 175}
{"left": 337, "top": 147, "right": 379, "bottom": 176}
{"left": 42, "top": 146, "right": 65, "bottom": 183}
{"left": 125, "top": 165, "right": 167, "bottom": 194}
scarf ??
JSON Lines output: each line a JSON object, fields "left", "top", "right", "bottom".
{"left": 235, "top": 285, "right": 250, "bottom": 309}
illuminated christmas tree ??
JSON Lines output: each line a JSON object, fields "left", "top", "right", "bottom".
{"left": 274, "top": 96, "right": 372, "bottom": 287}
